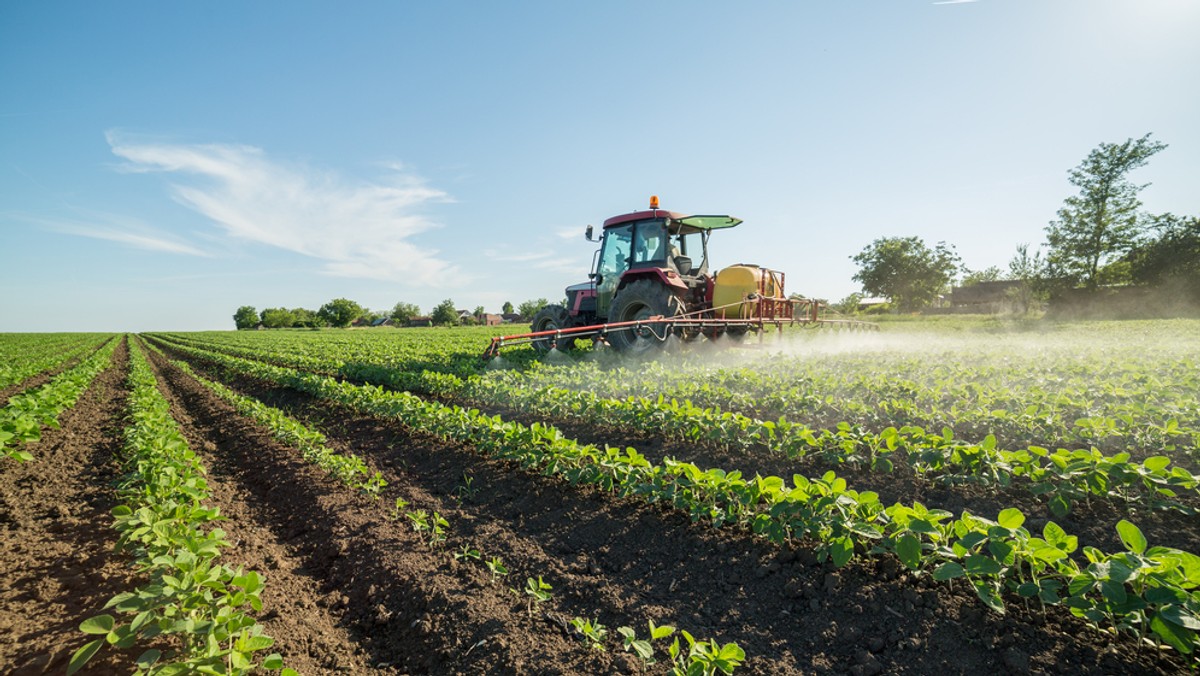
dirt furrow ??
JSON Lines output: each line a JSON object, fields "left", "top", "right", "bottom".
{"left": 153, "top": 341, "right": 1188, "bottom": 675}
{"left": 0, "top": 336, "right": 134, "bottom": 675}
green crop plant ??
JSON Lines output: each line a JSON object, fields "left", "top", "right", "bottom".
{"left": 523, "top": 576, "right": 552, "bottom": 616}
{"left": 485, "top": 556, "right": 509, "bottom": 584}
{"left": 570, "top": 617, "right": 608, "bottom": 651}
{"left": 618, "top": 620, "right": 676, "bottom": 669}
{"left": 454, "top": 544, "right": 482, "bottom": 562}
{"left": 69, "top": 340, "right": 291, "bottom": 675}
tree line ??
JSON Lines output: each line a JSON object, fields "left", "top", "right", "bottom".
{"left": 847, "top": 133, "right": 1197, "bottom": 314}
{"left": 233, "top": 298, "right": 552, "bottom": 330}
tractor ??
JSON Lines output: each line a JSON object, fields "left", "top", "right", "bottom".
{"left": 482, "top": 197, "right": 872, "bottom": 360}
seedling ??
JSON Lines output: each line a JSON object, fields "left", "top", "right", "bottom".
{"left": 485, "top": 557, "right": 509, "bottom": 584}
{"left": 618, "top": 620, "right": 675, "bottom": 669}
{"left": 388, "top": 497, "right": 410, "bottom": 521}
{"left": 524, "top": 576, "right": 552, "bottom": 616}
{"left": 454, "top": 544, "right": 482, "bottom": 562}
{"left": 570, "top": 617, "right": 609, "bottom": 651}
{"left": 456, "top": 472, "right": 478, "bottom": 502}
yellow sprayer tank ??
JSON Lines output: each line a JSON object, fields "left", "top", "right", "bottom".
{"left": 713, "top": 264, "right": 785, "bottom": 319}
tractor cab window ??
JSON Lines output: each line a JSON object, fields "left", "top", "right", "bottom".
{"left": 597, "top": 224, "right": 633, "bottom": 279}
{"left": 632, "top": 223, "right": 668, "bottom": 264}
{"left": 672, "top": 231, "right": 708, "bottom": 275}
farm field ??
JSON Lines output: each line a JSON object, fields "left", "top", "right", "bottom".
{"left": 1, "top": 320, "right": 1198, "bottom": 674}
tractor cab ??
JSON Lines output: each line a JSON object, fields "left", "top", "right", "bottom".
{"left": 586, "top": 198, "right": 742, "bottom": 318}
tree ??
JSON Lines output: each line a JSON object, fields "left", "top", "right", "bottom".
{"left": 517, "top": 298, "right": 549, "bottom": 319}
{"left": 959, "top": 266, "right": 1002, "bottom": 287}
{"left": 1125, "top": 213, "right": 1200, "bottom": 298}
{"left": 317, "top": 298, "right": 365, "bottom": 328}
{"left": 290, "top": 307, "right": 321, "bottom": 328}
{"left": 431, "top": 299, "right": 458, "bottom": 326}
{"left": 832, "top": 292, "right": 863, "bottom": 315}
{"left": 851, "top": 237, "right": 960, "bottom": 312}
{"left": 1045, "top": 133, "right": 1168, "bottom": 289}
{"left": 1006, "top": 243, "right": 1048, "bottom": 314}
{"left": 390, "top": 301, "right": 421, "bottom": 324}
{"left": 260, "top": 307, "right": 295, "bottom": 329}
{"left": 502, "top": 301, "right": 514, "bottom": 315}
{"left": 233, "top": 306, "right": 258, "bottom": 330}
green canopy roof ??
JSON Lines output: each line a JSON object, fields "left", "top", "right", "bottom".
{"left": 674, "top": 215, "right": 743, "bottom": 231}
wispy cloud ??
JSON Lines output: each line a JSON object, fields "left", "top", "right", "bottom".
{"left": 106, "top": 132, "right": 460, "bottom": 285}
{"left": 32, "top": 211, "right": 209, "bottom": 257}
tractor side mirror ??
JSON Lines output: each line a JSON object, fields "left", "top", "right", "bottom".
{"left": 585, "top": 225, "right": 594, "bottom": 241}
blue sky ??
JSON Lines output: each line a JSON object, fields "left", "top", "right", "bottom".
{"left": 2, "top": 1, "right": 1197, "bottom": 332}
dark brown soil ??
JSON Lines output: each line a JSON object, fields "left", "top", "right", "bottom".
{"left": 0, "top": 337, "right": 135, "bottom": 675}
{"left": 148, "top": 336, "right": 1192, "bottom": 675}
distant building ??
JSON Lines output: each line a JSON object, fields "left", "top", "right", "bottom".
{"left": 480, "top": 313, "right": 502, "bottom": 326}
{"left": 501, "top": 313, "right": 523, "bottom": 323}
{"left": 407, "top": 316, "right": 434, "bottom": 327}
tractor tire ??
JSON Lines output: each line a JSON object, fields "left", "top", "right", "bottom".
{"left": 608, "top": 279, "right": 685, "bottom": 354}
{"left": 530, "top": 305, "right": 571, "bottom": 352}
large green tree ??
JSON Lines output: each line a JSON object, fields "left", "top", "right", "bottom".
{"left": 430, "top": 299, "right": 459, "bottom": 326}
{"left": 851, "top": 236, "right": 960, "bottom": 311}
{"left": 1045, "top": 133, "right": 1167, "bottom": 289}
{"left": 259, "top": 307, "right": 295, "bottom": 329}
{"left": 233, "top": 306, "right": 258, "bottom": 330}
{"left": 317, "top": 298, "right": 365, "bottom": 328}
{"left": 390, "top": 301, "right": 421, "bottom": 324}
{"left": 516, "top": 298, "right": 549, "bottom": 319}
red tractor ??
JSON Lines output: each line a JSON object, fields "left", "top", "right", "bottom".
{"left": 483, "top": 197, "right": 870, "bottom": 359}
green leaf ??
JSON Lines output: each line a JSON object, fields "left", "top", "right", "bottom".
{"left": 262, "top": 653, "right": 284, "bottom": 669}
{"left": 1150, "top": 613, "right": 1195, "bottom": 654}
{"left": 135, "top": 649, "right": 161, "bottom": 669}
{"left": 932, "top": 562, "right": 965, "bottom": 581}
{"left": 1048, "top": 494, "right": 1071, "bottom": 517}
{"left": 67, "top": 639, "right": 103, "bottom": 675}
{"left": 997, "top": 508, "right": 1025, "bottom": 530}
{"left": 829, "top": 537, "right": 854, "bottom": 568}
{"left": 1116, "top": 520, "right": 1147, "bottom": 555}
{"left": 895, "top": 534, "right": 922, "bottom": 570}
{"left": 1159, "top": 605, "right": 1200, "bottom": 631}
{"left": 79, "top": 614, "right": 114, "bottom": 635}
{"left": 972, "top": 581, "right": 1006, "bottom": 614}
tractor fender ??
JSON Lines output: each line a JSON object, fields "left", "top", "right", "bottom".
{"left": 617, "top": 268, "right": 688, "bottom": 294}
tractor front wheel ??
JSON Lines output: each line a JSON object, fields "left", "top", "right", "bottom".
{"left": 608, "top": 279, "right": 685, "bottom": 354}
{"left": 530, "top": 305, "right": 571, "bottom": 352}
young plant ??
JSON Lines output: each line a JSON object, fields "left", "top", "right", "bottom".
{"left": 485, "top": 557, "right": 509, "bottom": 584}
{"left": 570, "top": 617, "right": 609, "bottom": 651}
{"left": 388, "top": 497, "right": 410, "bottom": 521}
{"left": 524, "top": 576, "right": 553, "bottom": 616}
{"left": 618, "top": 620, "right": 676, "bottom": 669}
{"left": 454, "top": 544, "right": 482, "bottom": 562}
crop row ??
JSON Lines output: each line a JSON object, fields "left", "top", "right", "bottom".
{"left": 0, "top": 333, "right": 110, "bottom": 392}
{"left": 69, "top": 339, "right": 292, "bottom": 675}
{"left": 149, "top": 339, "right": 750, "bottom": 673}
{"left": 152, "top": 336, "right": 1200, "bottom": 659}
{"left": 1, "top": 336, "right": 118, "bottom": 461}
{"left": 152, "top": 346, "right": 388, "bottom": 497}
{"left": 151, "top": 325, "right": 1200, "bottom": 461}
{"left": 152, "top": 334, "right": 1199, "bottom": 518}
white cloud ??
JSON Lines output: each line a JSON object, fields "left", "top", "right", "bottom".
{"left": 106, "top": 132, "right": 461, "bottom": 285}
{"left": 32, "top": 211, "right": 209, "bottom": 257}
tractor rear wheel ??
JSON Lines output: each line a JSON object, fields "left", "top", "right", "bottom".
{"left": 608, "top": 279, "right": 685, "bottom": 354}
{"left": 530, "top": 305, "right": 571, "bottom": 352}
